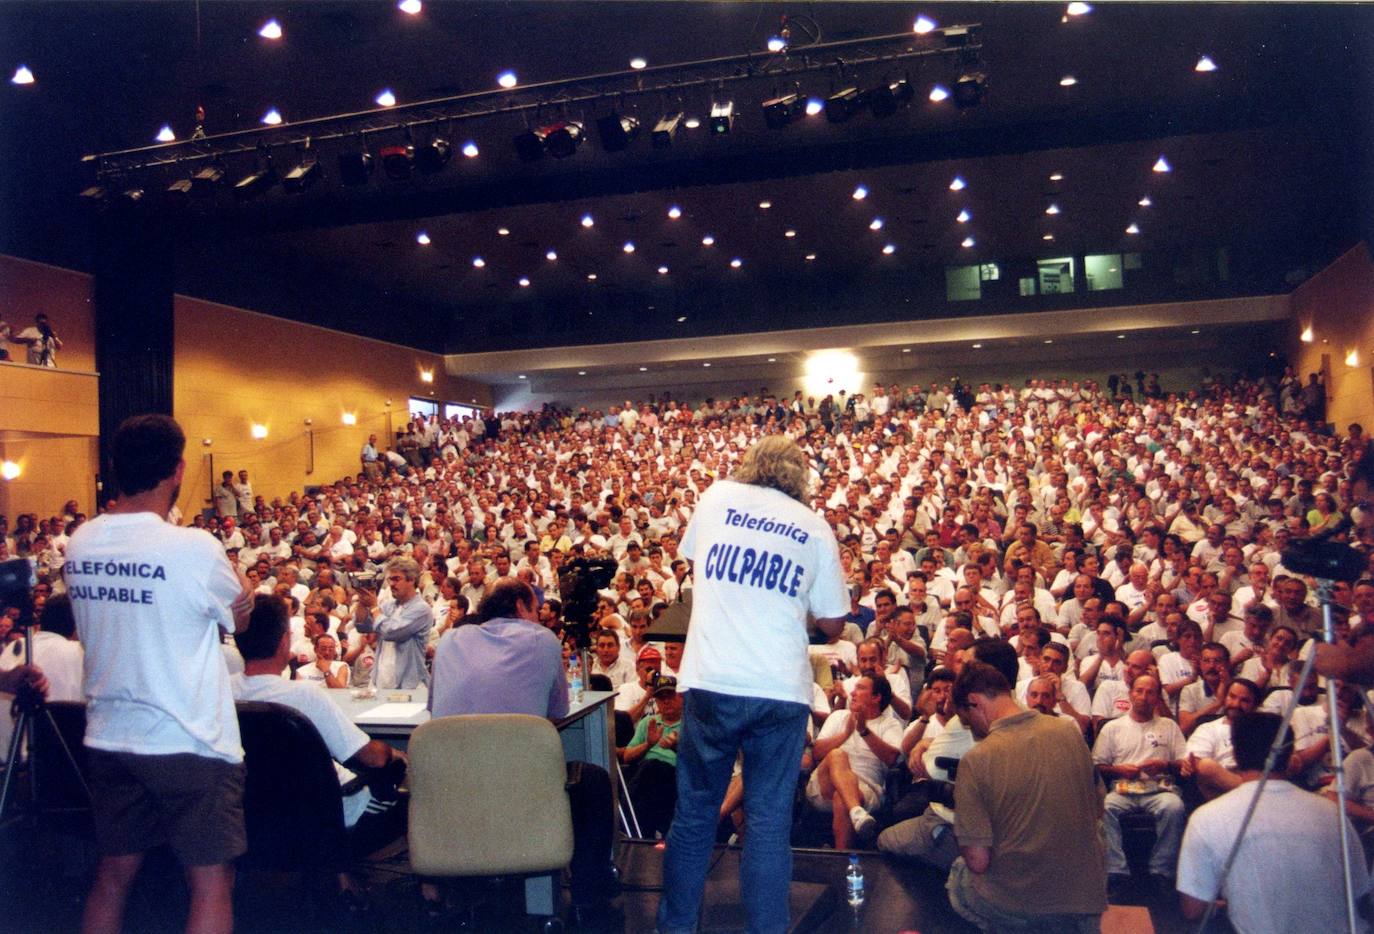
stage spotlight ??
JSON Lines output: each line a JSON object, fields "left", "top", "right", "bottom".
{"left": 282, "top": 157, "right": 322, "bottom": 192}
{"left": 415, "top": 137, "right": 452, "bottom": 174}
{"left": 543, "top": 121, "right": 584, "bottom": 158}
{"left": 119, "top": 187, "right": 146, "bottom": 206}
{"left": 595, "top": 113, "right": 641, "bottom": 152}
{"left": 164, "top": 177, "right": 193, "bottom": 205}
{"left": 513, "top": 128, "right": 546, "bottom": 162}
{"left": 337, "top": 150, "right": 374, "bottom": 186}
{"left": 233, "top": 161, "right": 278, "bottom": 200}
{"left": 867, "top": 79, "right": 914, "bottom": 118}
{"left": 953, "top": 71, "right": 986, "bottom": 108}
{"left": 652, "top": 112, "right": 684, "bottom": 148}
{"left": 381, "top": 143, "right": 416, "bottom": 179}
{"left": 709, "top": 100, "right": 734, "bottom": 135}
{"left": 761, "top": 93, "right": 804, "bottom": 129}
{"left": 190, "top": 163, "right": 226, "bottom": 197}
{"left": 825, "top": 86, "right": 862, "bottom": 122}
{"left": 79, "top": 185, "right": 108, "bottom": 206}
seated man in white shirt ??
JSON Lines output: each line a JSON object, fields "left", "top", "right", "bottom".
{"left": 806, "top": 673, "right": 903, "bottom": 849}
{"left": 1017, "top": 642, "right": 1091, "bottom": 735}
{"left": 1186, "top": 677, "right": 1260, "bottom": 799}
{"left": 588, "top": 627, "right": 635, "bottom": 689}
{"left": 294, "top": 633, "right": 350, "bottom": 688}
{"left": 615, "top": 645, "right": 663, "bottom": 726}
{"left": 829, "top": 638, "right": 914, "bottom": 723}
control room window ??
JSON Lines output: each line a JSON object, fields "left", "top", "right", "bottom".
{"left": 946, "top": 264, "right": 982, "bottom": 301}
{"left": 1085, "top": 253, "right": 1123, "bottom": 291}
{"left": 444, "top": 402, "right": 482, "bottom": 421}
{"left": 1037, "top": 257, "right": 1075, "bottom": 294}
{"left": 408, "top": 397, "right": 439, "bottom": 419}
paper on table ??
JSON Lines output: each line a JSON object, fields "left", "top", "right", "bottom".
{"left": 354, "top": 702, "right": 427, "bottom": 722}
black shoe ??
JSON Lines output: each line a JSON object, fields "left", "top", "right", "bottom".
{"left": 1107, "top": 874, "right": 1131, "bottom": 900}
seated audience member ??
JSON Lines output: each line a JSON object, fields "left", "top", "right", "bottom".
{"left": 1090, "top": 649, "right": 1162, "bottom": 734}
{"left": 1186, "top": 677, "right": 1261, "bottom": 799}
{"left": 232, "top": 595, "right": 407, "bottom": 904}
{"left": 0, "top": 593, "right": 82, "bottom": 702}
{"left": 1157, "top": 619, "right": 1203, "bottom": 715}
{"left": 589, "top": 627, "right": 634, "bottom": 689}
{"left": 615, "top": 645, "right": 662, "bottom": 724}
{"left": 295, "top": 633, "right": 350, "bottom": 688}
{"left": 1177, "top": 641, "right": 1231, "bottom": 734}
{"left": 620, "top": 674, "right": 683, "bottom": 838}
{"left": 806, "top": 674, "right": 902, "bottom": 848}
{"left": 1219, "top": 604, "right": 1272, "bottom": 671}
{"left": 830, "top": 638, "right": 914, "bottom": 722}
{"left": 1079, "top": 616, "right": 1129, "bottom": 695}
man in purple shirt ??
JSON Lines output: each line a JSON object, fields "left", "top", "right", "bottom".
{"left": 429, "top": 578, "right": 615, "bottom": 918}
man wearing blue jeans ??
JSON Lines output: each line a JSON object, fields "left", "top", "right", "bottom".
{"left": 658, "top": 436, "right": 848, "bottom": 934}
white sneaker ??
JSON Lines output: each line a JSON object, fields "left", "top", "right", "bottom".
{"left": 849, "top": 805, "right": 877, "bottom": 837}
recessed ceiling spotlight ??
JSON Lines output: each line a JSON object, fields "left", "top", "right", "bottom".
{"left": 852, "top": 185, "right": 869, "bottom": 200}
{"left": 768, "top": 357, "right": 776, "bottom": 363}
{"left": 1066, "top": 2, "right": 1092, "bottom": 15}
{"left": 961, "top": 236, "right": 975, "bottom": 248}
{"left": 677, "top": 315, "right": 687, "bottom": 322}
{"left": 702, "top": 362, "right": 712, "bottom": 367}
{"left": 971, "top": 343, "right": 983, "bottom": 349}
{"left": 1138, "top": 196, "right": 1152, "bottom": 207}
{"left": 767, "top": 36, "right": 787, "bottom": 53}
{"left": 258, "top": 19, "right": 283, "bottom": 40}
{"left": 882, "top": 243, "right": 896, "bottom": 255}
{"left": 497, "top": 71, "right": 518, "bottom": 89}
{"left": 630, "top": 57, "right": 647, "bottom": 69}
{"left": 580, "top": 213, "right": 594, "bottom": 228}
{"left": 870, "top": 218, "right": 884, "bottom": 230}
{"left": 805, "top": 98, "right": 824, "bottom": 116}
{"left": 1195, "top": 55, "right": 1218, "bottom": 73}
{"left": 578, "top": 370, "right": 587, "bottom": 376}
{"left": 1049, "top": 172, "right": 1064, "bottom": 181}
{"left": 902, "top": 348, "right": 912, "bottom": 353}
{"left": 659, "top": 266, "right": 670, "bottom": 275}
{"left": 702, "top": 235, "right": 715, "bottom": 246}
{"left": 668, "top": 205, "right": 682, "bottom": 219}
{"left": 639, "top": 366, "right": 648, "bottom": 371}
{"left": 928, "top": 84, "right": 950, "bottom": 103}
{"left": 1117, "top": 334, "right": 1126, "bottom": 339}
{"left": 1044, "top": 338, "right": 1055, "bottom": 344}
{"left": 261, "top": 108, "right": 283, "bottom": 125}
{"left": 375, "top": 89, "right": 397, "bottom": 107}
{"left": 784, "top": 229, "right": 796, "bottom": 238}
{"left": 1042, "top": 233, "right": 1055, "bottom": 241}
{"left": 1153, "top": 155, "right": 1171, "bottom": 173}
{"left": 472, "top": 256, "right": 485, "bottom": 268}
{"left": 730, "top": 258, "right": 742, "bottom": 268}
{"left": 684, "top": 116, "right": 701, "bottom": 129}
{"left": 956, "top": 209, "right": 971, "bottom": 223}
{"left": 545, "top": 250, "right": 557, "bottom": 261}
{"left": 155, "top": 125, "right": 176, "bottom": 142}
{"left": 804, "top": 253, "right": 816, "bottom": 261}
{"left": 415, "top": 231, "right": 431, "bottom": 245}
{"left": 1126, "top": 223, "right": 1140, "bottom": 234}
{"left": 949, "top": 175, "right": 966, "bottom": 191}
{"left": 497, "top": 227, "right": 510, "bottom": 236}
{"left": 10, "top": 65, "right": 35, "bottom": 85}
{"left": 623, "top": 241, "right": 635, "bottom": 253}
{"left": 518, "top": 277, "right": 530, "bottom": 287}
{"left": 1045, "top": 204, "right": 1061, "bottom": 215}
{"left": 587, "top": 273, "right": 597, "bottom": 280}
{"left": 1059, "top": 75, "right": 1078, "bottom": 87}
{"left": 518, "top": 374, "right": 526, "bottom": 379}
{"left": 1190, "top": 329, "right": 1200, "bottom": 335}
{"left": 758, "top": 200, "right": 772, "bottom": 210}
{"left": 461, "top": 141, "right": 479, "bottom": 158}
{"left": 913, "top": 15, "right": 938, "bottom": 34}
{"left": 397, "top": 0, "right": 422, "bottom": 14}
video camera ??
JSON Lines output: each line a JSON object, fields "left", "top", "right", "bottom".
{"left": 0, "top": 558, "right": 36, "bottom": 630}
{"left": 557, "top": 556, "right": 617, "bottom": 646}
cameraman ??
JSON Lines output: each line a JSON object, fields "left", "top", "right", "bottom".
{"left": 12, "top": 313, "right": 62, "bottom": 367}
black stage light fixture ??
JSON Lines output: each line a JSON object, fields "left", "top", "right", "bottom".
{"left": 651, "top": 112, "right": 684, "bottom": 148}
{"left": 761, "top": 93, "right": 804, "bottom": 129}
{"left": 867, "top": 79, "right": 914, "bottom": 118}
{"left": 825, "top": 86, "right": 862, "bottom": 123}
{"left": 595, "top": 113, "right": 640, "bottom": 152}
{"left": 233, "top": 161, "right": 278, "bottom": 200}
{"left": 513, "top": 127, "right": 547, "bottom": 162}
{"left": 282, "top": 157, "right": 322, "bottom": 192}
{"left": 190, "top": 163, "right": 226, "bottom": 197}
{"left": 381, "top": 143, "right": 416, "bottom": 180}
{"left": 543, "top": 121, "right": 584, "bottom": 158}
{"left": 943, "top": 25, "right": 972, "bottom": 47}
{"left": 164, "top": 177, "right": 194, "bottom": 205}
{"left": 709, "top": 100, "right": 734, "bottom": 134}
{"left": 79, "top": 184, "right": 108, "bottom": 206}
{"left": 337, "top": 150, "right": 374, "bottom": 186}
{"left": 119, "top": 187, "right": 146, "bottom": 206}
{"left": 415, "top": 137, "right": 452, "bottom": 174}
{"left": 954, "top": 71, "right": 986, "bottom": 108}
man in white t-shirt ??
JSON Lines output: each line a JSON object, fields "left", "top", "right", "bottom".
{"left": 659, "top": 436, "right": 848, "bottom": 934}
{"left": 66, "top": 414, "right": 254, "bottom": 934}
{"left": 1186, "top": 677, "right": 1260, "bottom": 799}
{"left": 294, "top": 633, "right": 350, "bottom": 688}
{"left": 806, "top": 673, "right": 904, "bottom": 848}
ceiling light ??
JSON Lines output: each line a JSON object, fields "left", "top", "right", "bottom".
{"left": 10, "top": 65, "right": 34, "bottom": 85}
{"left": 1050, "top": 172, "right": 1064, "bottom": 181}
{"left": 762, "top": 92, "right": 804, "bottom": 129}
{"left": 1300, "top": 325, "right": 1314, "bottom": 343}
{"left": 914, "top": 15, "right": 937, "bottom": 34}
{"left": 852, "top": 185, "right": 869, "bottom": 200}
{"left": 155, "top": 125, "right": 176, "bottom": 142}
{"left": 961, "top": 236, "right": 975, "bottom": 248}
{"left": 342, "top": 412, "right": 357, "bottom": 426}
{"left": 623, "top": 241, "right": 635, "bottom": 253}
{"left": 518, "top": 374, "right": 527, "bottom": 380}
{"left": 652, "top": 112, "right": 684, "bottom": 147}
{"left": 758, "top": 201, "right": 772, "bottom": 210}
{"left": 956, "top": 209, "right": 971, "bottom": 223}
{"left": 702, "top": 362, "right": 712, "bottom": 367}
{"left": 376, "top": 89, "right": 397, "bottom": 107}
{"left": 825, "top": 86, "right": 863, "bottom": 122}
{"left": 668, "top": 205, "right": 682, "bottom": 219}
{"left": 282, "top": 155, "right": 322, "bottom": 192}
{"left": 587, "top": 273, "right": 597, "bottom": 280}
{"left": 929, "top": 85, "right": 950, "bottom": 103}
{"left": 768, "top": 357, "right": 776, "bottom": 362}
{"left": 261, "top": 108, "right": 283, "bottom": 125}
{"left": 546, "top": 250, "right": 557, "bottom": 261}
{"left": 1117, "top": 334, "right": 1126, "bottom": 340}
{"left": 397, "top": 0, "right": 422, "bottom": 14}
{"left": 804, "top": 98, "right": 824, "bottom": 116}
{"left": 869, "top": 218, "right": 884, "bottom": 230}
{"left": 767, "top": 36, "right": 787, "bottom": 53}
{"left": 251, "top": 424, "right": 269, "bottom": 440}
{"left": 702, "top": 235, "right": 715, "bottom": 246}
{"left": 578, "top": 371, "right": 587, "bottom": 376}
{"left": 1153, "top": 155, "right": 1171, "bottom": 173}
{"left": 381, "top": 142, "right": 415, "bottom": 179}
{"left": 337, "top": 150, "right": 374, "bottom": 186}
{"left": 882, "top": 243, "right": 896, "bottom": 255}
{"left": 949, "top": 176, "right": 966, "bottom": 191}
{"left": 630, "top": 57, "right": 647, "bottom": 69}
{"left": 1138, "top": 196, "right": 1152, "bottom": 207}
{"left": 497, "top": 227, "right": 510, "bottom": 236}
{"left": 258, "top": 19, "right": 282, "bottom": 40}
{"left": 805, "top": 253, "right": 816, "bottom": 261}
{"left": 1126, "top": 223, "right": 1140, "bottom": 234}
{"left": 709, "top": 100, "right": 735, "bottom": 134}
{"left": 497, "top": 71, "right": 518, "bottom": 89}
{"left": 1059, "top": 75, "right": 1077, "bottom": 87}
{"left": 461, "top": 141, "right": 479, "bottom": 158}
{"left": 784, "top": 229, "right": 796, "bottom": 238}
{"left": 518, "top": 277, "right": 530, "bottom": 287}
{"left": 1045, "top": 204, "right": 1061, "bottom": 215}
{"left": 659, "top": 266, "right": 670, "bottom": 275}
{"left": 1195, "top": 55, "right": 1218, "bottom": 73}
{"left": 730, "top": 258, "right": 742, "bottom": 268}
{"left": 581, "top": 214, "right": 594, "bottom": 228}
{"left": 684, "top": 116, "right": 701, "bottom": 129}
{"left": 1066, "top": 2, "right": 1092, "bottom": 15}
{"left": 1044, "top": 339, "right": 1054, "bottom": 344}
{"left": 639, "top": 366, "right": 647, "bottom": 372}
{"left": 595, "top": 113, "right": 641, "bottom": 152}
{"left": 902, "top": 348, "right": 911, "bottom": 353}
{"left": 1191, "top": 329, "right": 1200, "bottom": 335}
{"left": 677, "top": 316, "right": 686, "bottom": 322}
{"left": 1347, "top": 349, "right": 1361, "bottom": 368}
{"left": 1043, "top": 233, "right": 1055, "bottom": 241}
{"left": 971, "top": 343, "right": 983, "bottom": 349}
{"left": 472, "top": 256, "right": 485, "bottom": 268}
{"left": 953, "top": 72, "right": 986, "bottom": 108}
{"left": 868, "top": 79, "right": 914, "bottom": 118}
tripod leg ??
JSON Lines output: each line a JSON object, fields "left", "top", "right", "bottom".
{"left": 0, "top": 708, "right": 32, "bottom": 825}
{"left": 37, "top": 706, "right": 92, "bottom": 801}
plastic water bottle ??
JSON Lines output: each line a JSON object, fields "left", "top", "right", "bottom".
{"left": 845, "top": 853, "right": 865, "bottom": 909}
{"left": 569, "top": 653, "right": 584, "bottom": 704}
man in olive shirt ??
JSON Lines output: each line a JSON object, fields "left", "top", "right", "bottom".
{"left": 946, "top": 662, "right": 1107, "bottom": 931}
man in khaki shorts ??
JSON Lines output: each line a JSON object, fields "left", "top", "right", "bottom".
{"left": 66, "top": 414, "right": 253, "bottom": 934}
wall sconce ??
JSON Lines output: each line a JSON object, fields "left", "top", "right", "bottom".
{"left": 0, "top": 461, "right": 21, "bottom": 480}
{"left": 1346, "top": 348, "right": 1361, "bottom": 368}
{"left": 420, "top": 369, "right": 434, "bottom": 383}
{"left": 1300, "top": 325, "right": 1314, "bottom": 343}
{"left": 342, "top": 412, "right": 357, "bottom": 426}
{"left": 251, "top": 424, "right": 269, "bottom": 439}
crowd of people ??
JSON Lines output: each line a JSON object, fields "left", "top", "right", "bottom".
{"left": 4, "top": 363, "right": 1374, "bottom": 930}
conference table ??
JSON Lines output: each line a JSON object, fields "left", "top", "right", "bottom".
{"left": 325, "top": 686, "right": 617, "bottom": 916}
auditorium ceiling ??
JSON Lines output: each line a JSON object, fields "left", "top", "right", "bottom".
{"left": 1, "top": 2, "right": 1370, "bottom": 371}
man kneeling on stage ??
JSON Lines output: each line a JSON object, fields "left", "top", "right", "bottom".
{"left": 806, "top": 673, "right": 902, "bottom": 848}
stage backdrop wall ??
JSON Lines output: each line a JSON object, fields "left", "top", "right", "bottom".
{"left": 1287, "top": 242, "right": 1374, "bottom": 436}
